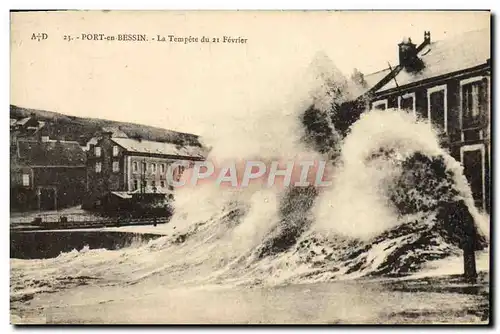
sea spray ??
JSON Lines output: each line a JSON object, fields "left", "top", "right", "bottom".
{"left": 312, "top": 109, "right": 430, "bottom": 239}
{"left": 118, "top": 52, "right": 356, "bottom": 286}
{"left": 166, "top": 51, "right": 351, "bottom": 252}
{"left": 297, "top": 107, "right": 489, "bottom": 280}
{"left": 10, "top": 53, "right": 490, "bottom": 297}
{"left": 230, "top": 189, "right": 280, "bottom": 254}
{"left": 301, "top": 51, "right": 352, "bottom": 161}
{"left": 255, "top": 186, "right": 319, "bottom": 258}
{"left": 312, "top": 108, "right": 488, "bottom": 240}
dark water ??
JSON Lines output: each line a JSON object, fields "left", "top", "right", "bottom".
{"left": 10, "top": 231, "right": 163, "bottom": 259}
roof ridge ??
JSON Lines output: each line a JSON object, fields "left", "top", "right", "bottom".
{"left": 429, "top": 27, "right": 490, "bottom": 45}
{"left": 364, "top": 68, "right": 391, "bottom": 77}
{"left": 366, "top": 28, "right": 489, "bottom": 78}
{"left": 113, "top": 137, "right": 179, "bottom": 144}
{"left": 18, "top": 139, "right": 81, "bottom": 145}
{"left": 373, "top": 28, "right": 490, "bottom": 94}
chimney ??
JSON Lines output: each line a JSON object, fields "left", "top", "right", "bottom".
{"left": 398, "top": 37, "right": 418, "bottom": 68}
{"left": 398, "top": 36, "right": 425, "bottom": 73}
{"left": 424, "top": 31, "right": 431, "bottom": 44}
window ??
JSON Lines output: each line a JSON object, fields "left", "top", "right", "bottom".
{"left": 461, "top": 77, "right": 489, "bottom": 129}
{"left": 398, "top": 92, "right": 416, "bottom": 115}
{"left": 95, "top": 146, "right": 101, "bottom": 157}
{"left": 22, "top": 174, "right": 29, "bottom": 186}
{"left": 142, "top": 162, "right": 147, "bottom": 172}
{"left": 161, "top": 164, "right": 166, "bottom": 174}
{"left": 133, "top": 161, "right": 138, "bottom": 172}
{"left": 160, "top": 180, "right": 165, "bottom": 188}
{"left": 152, "top": 180, "right": 156, "bottom": 189}
{"left": 95, "top": 162, "right": 102, "bottom": 173}
{"left": 112, "top": 145, "right": 119, "bottom": 157}
{"left": 174, "top": 165, "right": 187, "bottom": 182}
{"left": 427, "top": 84, "right": 447, "bottom": 132}
{"left": 151, "top": 163, "right": 157, "bottom": 173}
{"left": 133, "top": 179, "right": 138, "bottom": 190}
{"left": 372, "top": 99, "right": 388, "bottom": 110}
{"left": 112, "top": 161, "right": 120, "bottom": 172}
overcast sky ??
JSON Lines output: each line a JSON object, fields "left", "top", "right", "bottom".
{"left": 11, "top": 11, "right": 490, "bottom": 136}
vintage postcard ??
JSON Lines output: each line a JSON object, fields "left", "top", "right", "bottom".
{"left": 10, "top": 10, "right": 491, "bottom": 324}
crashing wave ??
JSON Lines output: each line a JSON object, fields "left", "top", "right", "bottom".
{"left": 10, "top": 56, "right": 489, "bottom": 302}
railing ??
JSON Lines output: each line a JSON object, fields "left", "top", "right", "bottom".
{"left": 10, "top": 212, "right": 103, "bottom": 224}
{"left": 11, "top": 214, "right": 170, "bottom": 232}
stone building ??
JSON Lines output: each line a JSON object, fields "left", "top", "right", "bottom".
{"left": 361, "top": 28, "right": 490, "bottom": 213}
{"left": 85, "top": 132, "right": 205, "bottom": 208}
{"left": 10, "top": 137, "right": 87, "bottom": 211}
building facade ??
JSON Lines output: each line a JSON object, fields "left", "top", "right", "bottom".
{"left": 10, "top": 137, "right": 87, "bottom": 211}
{"left": 362, "top": 29, "right": 490, "bottom": 213}
{"left": 85, "top": 132, "right": 205, "bottom": 208}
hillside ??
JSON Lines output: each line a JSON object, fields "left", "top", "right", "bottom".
{"left": 10, "top": 105, "right": 202, "bottom": 147}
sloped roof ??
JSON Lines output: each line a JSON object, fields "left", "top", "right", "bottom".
{"left": 17, "top": 140, "right": 86, "bottom": 166}
{"left": 376, "top": 28, "right": 490, "bottom": 93}
{"left": 101, "top": 126, "right": 129, "bottom": 138}
{"left": 363, "top": 68, "right": 392, "bottom": 90}
{"left": 350, "top": 67, "right": 393, "bottom": 99}
{"left": 111, "top": 137, "right": 205, "bottom": 159}
{"left": 16, "top": 117, "right": 31, "bottom": 126}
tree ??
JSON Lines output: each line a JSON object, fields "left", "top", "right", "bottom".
{"left": 437, "top": 200, "right": 479, "bottom": 283}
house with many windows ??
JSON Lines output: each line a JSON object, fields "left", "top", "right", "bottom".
{"left": 85, "top": 132, "right": 206, "bottom": 209}
{"left": 360, "top": 28, "right": 490, "bottom": 213}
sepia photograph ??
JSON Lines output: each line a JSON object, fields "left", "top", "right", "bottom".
{"left": 9, "top": 10, "right": 491, "bottom": 325}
